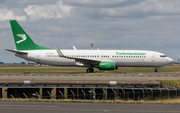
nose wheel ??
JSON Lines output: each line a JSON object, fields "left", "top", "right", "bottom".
{"left": 86, "top": 67, "right": 94, "bottom": 73}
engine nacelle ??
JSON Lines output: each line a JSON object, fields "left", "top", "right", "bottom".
{"left": 99, "top": 62, "right": 116, "bottom": 70}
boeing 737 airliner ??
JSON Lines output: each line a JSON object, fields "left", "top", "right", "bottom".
{"left": 6, "top": 20, "right": 173, "bottom": 73}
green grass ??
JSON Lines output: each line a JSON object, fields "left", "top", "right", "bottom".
{"left": 1, "top": 98, "right": 180, "bottom": 104}
{"left": 0, "top": 67, "right": 87, "bottom": 73}
{"left": 157, "top": 80, "right": 180, "bottom": 88}
{"left": 113, "top": 65, "right": 180, "bottom": 72}
{"left": 0, "top": 65, "right": 180, "bottom": 73}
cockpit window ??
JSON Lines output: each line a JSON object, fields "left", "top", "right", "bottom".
{"left": 160, "top": 55, "right": 167, "bottom": 57}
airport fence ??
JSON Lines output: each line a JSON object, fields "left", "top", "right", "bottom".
{"left": 57, "top": 88, "right": 179, "bottom": 100}
{"left": 6, "top": 87, "right": 180, "bottom": 100}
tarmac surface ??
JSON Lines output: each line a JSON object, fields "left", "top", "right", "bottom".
{"left": 0, "top": 101, "right": 179, "bottom": 113}
{"left": 0, "top": 72, "right": 180, "bottom": 81}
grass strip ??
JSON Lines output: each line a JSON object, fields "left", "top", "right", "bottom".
{"left": 0, "top": 65, "right": 180, "bottom": 73}
{"left": 1, "top": 98, "right": 180, "bottom": 104}
{"left": 157, "top": 80, "right": 180, "bottom": 88}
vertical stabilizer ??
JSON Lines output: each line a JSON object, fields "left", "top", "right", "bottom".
{"left": 10, "top": 20, "right": 50, "bottom": 51}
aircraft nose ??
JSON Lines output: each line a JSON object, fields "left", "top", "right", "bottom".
{"left": 167, "top": 57, "right": 173, "bottom": 63}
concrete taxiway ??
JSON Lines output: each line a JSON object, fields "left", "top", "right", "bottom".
{"left": 0, "top": 72, "right": 180, "bottom": 81}
{"left": 0, "top": 101, "right": 180, "bottom": 113}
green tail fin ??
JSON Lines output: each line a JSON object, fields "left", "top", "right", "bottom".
{"left": 10, "top": 20, "right": 50, "bottom": 51}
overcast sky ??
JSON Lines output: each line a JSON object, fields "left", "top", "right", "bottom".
{"left": 0, "top": 0, "right": 180, "bottom": 63}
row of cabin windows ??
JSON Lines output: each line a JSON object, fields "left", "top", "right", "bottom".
{"left": 46, "top": 55, "right": 146, "bottom": 58}
{"left": 112, "top": 56, "right": 146, "bottom": 58}
{"left": 46, "top": 55, "right": 100, "bottom": 58}
{"left": 67, "top": 55, "right": 100, "bottom": 58}
{"left": 46, "top": 55, "right": 58, "bottom": 57}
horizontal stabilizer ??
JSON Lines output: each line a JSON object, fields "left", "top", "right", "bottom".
{"left": 5, "top": 49, "right": 27, "bottom": 54}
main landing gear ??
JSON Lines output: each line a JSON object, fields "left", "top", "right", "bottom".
{"left": 86, "top": 67, "right": 94, "bottom": 73}
{"left": 154, "top": 69, "right": 158, "bottom": 72}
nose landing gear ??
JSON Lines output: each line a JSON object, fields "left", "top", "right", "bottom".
{"left": 154, "top": 66, "right": 163, "bottom": 72}
{"left": 86, "top": 67, "right": 94, "bottom": 73}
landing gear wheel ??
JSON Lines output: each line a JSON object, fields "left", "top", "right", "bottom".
{"left": 90, "top": 68, "right": 94, "bottom": 72}
{"left": 86, "top": 69, "right": 91, "bottom": 73}
{"left": 86, "top": 68, "right": 94, "bottom": 73}
{"left": 154, "top": 69, "right": 158, "bottom": 72}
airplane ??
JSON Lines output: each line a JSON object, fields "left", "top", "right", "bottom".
{"left": 6, "top": 20, "right": 173, "bottom": 73}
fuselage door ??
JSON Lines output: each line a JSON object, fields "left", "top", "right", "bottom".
{"left": 151, "top": 54, "right": 155, "bottom": 61}
{"left": 37, "top": 54, "right": 41, "bottom": 62}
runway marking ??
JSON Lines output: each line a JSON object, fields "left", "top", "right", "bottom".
{"left": 0, "top": 107, "right": 179, "bottom": 112}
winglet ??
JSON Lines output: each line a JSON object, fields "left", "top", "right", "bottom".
{"left": 73, "top": 46, "right": 77, "bottom": 50}
{"left": 55, "top": 46, "right": 65, "bottom": 57}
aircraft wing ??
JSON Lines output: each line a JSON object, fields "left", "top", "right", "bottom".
{"left": 55, "top": 46, "right": 101, "bottom": 65}
{"left": 5, "top": 49, "right": 27, "bottom": 54}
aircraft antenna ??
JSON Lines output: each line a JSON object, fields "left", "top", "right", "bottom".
{"left": 91, "top": 43, "right": 94, "bottom": 50}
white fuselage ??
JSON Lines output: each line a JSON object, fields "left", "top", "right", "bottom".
{"left": 15, "top": 49, "right": 173, "bottom": 68}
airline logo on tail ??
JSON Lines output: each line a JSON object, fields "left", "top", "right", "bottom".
{"left": 16, "top": 34, "right": 27, "bottom": 44}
